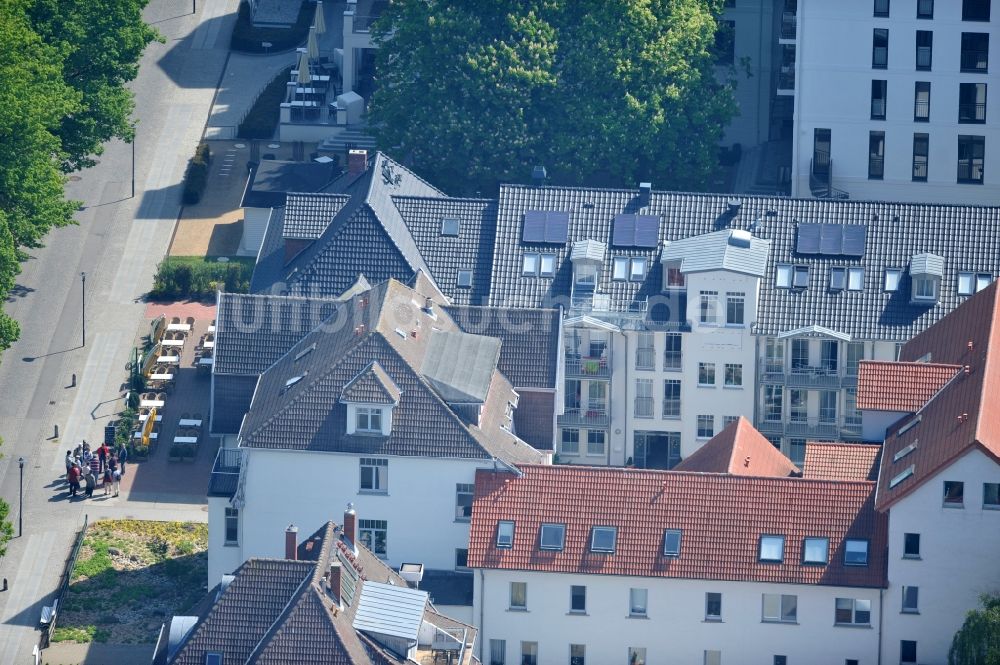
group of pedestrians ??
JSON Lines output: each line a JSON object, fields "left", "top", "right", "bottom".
{"left": 65, "top": 441, "right": 127, "bottom": 499}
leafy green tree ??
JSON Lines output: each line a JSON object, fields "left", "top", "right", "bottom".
{"left": 369, "top": 0, "right": 736, "bottom": 194}
{"left": 26, "top": 0, "right": 161, "bottom": 172}
{"left": 951, "top": 594, "right": 1000, "bottom": 665}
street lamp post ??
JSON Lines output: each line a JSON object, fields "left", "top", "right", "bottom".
{"left": 81, "top": 272, "right": 86, "bottom": 348}
{"left": 131, "top": 139, "right": 135, "bottom": 199}
{"left": 18, "top": 457, "right": 24, "bottom": 538}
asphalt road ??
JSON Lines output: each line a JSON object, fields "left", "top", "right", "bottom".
{"left": 0, "top": 0, "right": 238, "bottom": 659}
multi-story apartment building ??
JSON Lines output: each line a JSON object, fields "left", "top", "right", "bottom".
{"left": 467, "top": 431, "right": 888, "bottom": 665}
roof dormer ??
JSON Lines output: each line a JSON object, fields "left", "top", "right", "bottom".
{"left": 909, "top": 252, "right": 944, "bottom": 304}
{"left": 340, "top": 362, "right": 400, "bottom": 436}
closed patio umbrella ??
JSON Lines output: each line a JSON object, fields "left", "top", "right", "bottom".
{"left": 314, "top": 1, "right": 326, "bottom": 35}
{"left": 297, "top": 50, "right": 311, "bottom": 85}
{"left": 307, "top": 26, "right": 319, "bottom": 61}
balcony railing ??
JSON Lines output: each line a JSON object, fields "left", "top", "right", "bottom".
{"left": 663, "top": 351, "right": 682, "bottom": 371}
{"left": 914, "top": 98, "right": 930, "bottom": 121}
{"left": 634, "top": 397, "right": 654, "bottom": 419}
{"left": 778, "top": 67, "right": 795, "bottom": 91}
{"left": 868, "top": 156, "right": 885, "bottom": 179}
{"left": 565, "top": 356, "right": 611, "bottom": 379}
{"left": 662, "top": 400, "right": 681, "bottom": 419}
{"left": 636, "top": 348, "right": 656, "bottom": 371}
{"left": 960, "top": 50, "right": 988, "bottom": 72}
{"left": 959, "top": 103, "right": 987, "bottom": 123}
{"left": 559, "top": 407, "right": 610, "bottom": 428}
{"left": 780, "top": 11, "right": 796, "bottom": 39}
{"left": 958, "top": 161, "right": 985, "bottom": 184}
{"left": 209, "top": 448, "right": 243, "bottom": 498}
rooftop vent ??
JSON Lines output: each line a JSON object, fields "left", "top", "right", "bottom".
{"left": 532, "top": 165, "right": 547, "bottom": 186}
{"left": 727, "top": 198, "right": 742, "bottom": 215}
{"left": 638, "top": 182, "right": 652, "bottom": 208}
{"left": 728, "top": 229, "right": 753, "bottom": 248}
{"left": 399, "top": 562, "right": 424, "bottom": 588}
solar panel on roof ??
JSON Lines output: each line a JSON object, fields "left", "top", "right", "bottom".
{"left": 522, "top": 211, "right": 570, "bottom": 244}
{"left": 613, "top": 214, "right": 661, "bottom": 247}
{"left": 796, "top": 223, "right": 867, "bottom": 257}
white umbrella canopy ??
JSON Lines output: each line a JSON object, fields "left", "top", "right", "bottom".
{"left": 307, "top": 26, "right": 319, "bottom": 60}
{"left": 314, "top": 1, "right": 326, "bottom": 35}
{"left": 297, "top": 50, "right": 311, "bottom": 85}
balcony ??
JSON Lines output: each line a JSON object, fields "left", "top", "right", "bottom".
{"left": 209, "top": 448, "right": 242, "bottom": 498}
{"left": 780, "top": 11, "right": 796, "bottom": 40}
{"left": 961, "top": 50, "right": 988, "bottom": 72}
{"left": 762, "top": 365, "right": 857, "bottom": 388}
{"left": 634, "top": 397, "right": 654, "bottom": 419}
{"left": 565, "top": 356, "right": 611, "bottom": 379}
{"left": 777, "top": 66, "right": 795, "bottom": 93}
{"left": 559, "top": 407, "right": 610, "bottom": 428}
{"left": 635, "top": 348, "right": 656, "bottom": 371}
{"left": 959, "top": 103, "right": 987, "bottom": 124}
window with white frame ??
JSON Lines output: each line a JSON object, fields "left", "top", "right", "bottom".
{"left": 521, "top": 642, "right": 537, "bottom": 665}
{"left": 724, "top": 363, "right": 742, "bottom": 387}
{"left": 698, "top": 362, "right": 716, "bottom": 386}
{"left": 561, "top": 428, "right": 580, "bottom": 455}
{"left": 912, "top": 275, "right": 937, "bottom": 300}
{"left": 359, "top": 458, "right": 388, "bottom": 493}
{"left": 722, "top": 415, "right": 738, "bottom": 428}
{"left": 762, "top": 593, "right": 798, "bottom": 622}
{"left": 697, "top": 415, "right": 714, "bottom": 439}
{"left": 902, "top": 586, "right": 919, "bottom": 613}
{"left": 705, "top": 592, "right": 722, "bottom": 621}
{"left": 776, "top": 264, "right": 793, "bottom": 288}
{"left": 635, "top": 379, "right": 654, "bottom": 418}
{"left": 629, "top": 588, "right": 648, "bottom": 616}
{"left": 539, "top": 254, "right": 556, "bottom": 277}
{"left": 759, "top": 535, "right": 785, "bottom": 562}
{"left": 591, "top": 526, "right": 617, "bottom": 553}
{"left": 587, "top": 430, "right": 606, "bottom": 456}
{"left": 457, "top": 270, "right": 473, "bottom": 289}
{"left": 884, "top": 268, "right": 903, "bottom": 291}
{"left": 663, "top": 380, "right": 681, "bottom": 418}
{"left": 497, "top": 521, "right": 515, "bottom": 548}
{"left": 844, "top": 539, "right": 869, "bottom": 565}
{"left": 224, "top": 507, "right": 239, "bottom": 545}
{"left": 700, "top": 291, "right": 719, "bottom": 324}
{"left": 976, "top": 273, "right": 992, "bottom": 291}
{"left": 489, "top": 639, "right": 506, "bottom": 665}
{"left": 664, "top": 333, "right": 682, "bottom": 370}
{"left": 726, "top": 292, "right": 745, "bottom": 325}
{"left": 803, "top": 537, "right": 829, "bottom": 564}
{"left": 835, "top": 598, "right": 872, "bottom": 625}
{"left": 630, "top": 258, "right": 647, "bottom": 281}
{"left": 830, "top": 267, "right": 847, "bottom": 291}
{"left": 848, "top": 267, "right": 864, "bottom": 290}
{"left": 819, "top": 390, "right": 838, "bottom": 423}
{"left": 455, "top": 483, "right": 474, "bottom": 521}
{"left": 764, "top": 385, "right": 783, "bottom": 421}
{"left": 510, "top": 582, "right": 527, "bottom": 609}
{"left": 793, "top": 265, "right": 810, "bottom": 288}
{"left": 636, "top": 332, "right": 655, "bottom": 370}
{"left": 959, "top": 271, "right": 975, "bottom": 295}
{"left": 613, "top": 257, "right": 629, "bottom": 281}
{"left": 355, "top": 406, "right": 383, "bottom": 433}
{"left": 359, "top": 519, "right": 387, "bottom": 557}
{"left": 664, "top": 261, "right": 685, "bottom": 288}
{"left": 522, "top": 253, "right": 539, "bottom": 275}
{"left": 540, "top": 523, "right": 565, "bottom": 550}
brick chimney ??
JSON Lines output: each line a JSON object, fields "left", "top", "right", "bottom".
{"left": 328, "top": 562, "right": 342, "bottom": 605}
{"left": 285, "top": 524, "right": 299, "bottom": 560}
{"left": 343, "top": 503, "right": 357, "bottom": 547}
{"left": 347, "top": 149, "right": 368, "bottom": 175}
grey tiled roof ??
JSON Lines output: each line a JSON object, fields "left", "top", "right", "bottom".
{"left": 212, "top": 374, "right": 259, "bottom": 435}
{"left": 393, "top": 196, "right": 498, "bottom": 305}
{"left": 283, "top": 193, "right": 351, "bottom": 240}
{"left": 488, "top": 185, "right": 1000, "bottom": 341}
{"left": 443, "top": 305, "right": 562, "bottom": 389}
{"left": 239, "top": 280, "right": 545, "bottom": 465}
{"left": 511, "top": 390, "right": 555, "bottom": 451}
{"left": 340, "top": 362, "right": 401, "bottom": 405}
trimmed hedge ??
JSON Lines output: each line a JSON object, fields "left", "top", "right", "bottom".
{"left": 238, "top": 65, "right": 294, "bottom": 139}
{"left": 150, "top": 258, "right": 252, "bottom": 301}
{"left": 182, "top": 142, "right": 211, "bottom": 205}
{"left": 230, "top": 1, "right": 312, "bottom": 53}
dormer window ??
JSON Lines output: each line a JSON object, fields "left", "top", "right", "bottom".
{"left": 540, "top": 523, "right": 565, "bottom": 550}
{"left": 356, "top": 407, "right": 383, "bottom": 433}
{"left": 912, "top": 275, "right": 937, "bottom": 301}
{"left": 663, "top": 261, "right": 685, "bottom": 289}
{"left": 574, "top": 264, "right": 598, "bottom": 287}
{"left": 910, "top": 253, "right": 943, "bottom": 303}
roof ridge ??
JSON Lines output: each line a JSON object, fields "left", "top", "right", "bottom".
{"left": 244, "top": 566, "right": 315, "bottom": 665}
{"left": 975, "top": 283, "right": 1000, "bottom": 445}
{"left": 522, "top": 464, "right": 876, "bottom": 486}
{"left": 391, "top": 193, "right": 496, "bottom": 204}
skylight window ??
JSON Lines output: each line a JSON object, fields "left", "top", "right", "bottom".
{"left": 496, "top": 521, "right": 515, "bottom": 548}
{"left": 802, "top": 537, "right": 829, "bottom": 565}
{"left": 630, "top": 258, "right": 647, "bottom": 281}
{"left": 793, "top": 265, "right": 810, "bottom": 288}
{"left": 884, "top": 268, "right": 903, "bottom": 292}
{"left": 285, "top": 375, "right": 305, "bottom": 388}
{"left": 294, "top": 343, "right": 316, "bottom": 362}
{"left": 890, "top": 465, "right": 915, "bottom": 488}
{"left": 663, "top": 529, "right": 682, "bottom": 557}
{"left": 539, "top": 254, "right": 556, "bottom": 277}
{"left": 830, "top": 267, "right": 846, "bottom": 291}
{"left": 590, "top": 526, "right": 617, "bottom": 553}
{"left": 897, "top": 415, "right": 921, "bottom": 436}
{"left": 976, "top": 273, "right": 992, "bottom": 291}
{"left": 848, "top": 267, "right": 864, "bottom": 290}
{"left": 893, "top": 442, "right": 918, "bottom": 462}
{"left": 759, "top": 535, "right": 785, "bottom": 563}
{"left": 959, "top": 272, "right": 975, "bottom": 295}
{"left": 844, "top": 539, "right": 869, "bottom": 566}
{"left": 613, "top": 257, "right": 629, "bottom": 281}
{"left": 441, "top": 218, "right": 460, "bottom": 237}
{"left": 539, "top": 523, "right": 565, "bottom": 551}
{"left": 457, "top": 270, "right": 473, "bottom": 289}
{"left": 776, "top": 264, "right": 793, "bottom": 288}
{"left": 522, "top": 253, "right": 539, "bottom": 276}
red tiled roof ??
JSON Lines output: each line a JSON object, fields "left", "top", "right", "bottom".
{"left": 675, "top": 416, "right": 799, "bottom": 477}
{"left": 803, "top": 442, "right": 881, "bottom": 481}
{"left": 469, "top": 465, "right": 887, "bottom": 588}
{"left": 856, "top": 360, "right": 960, "bottom": 412}
{"left": 876, "top": 282, "right": 1000, "bottom": 510}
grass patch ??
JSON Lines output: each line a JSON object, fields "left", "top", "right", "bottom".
{"left": 56, "top": 520, "right": 208, "bottom": 645}
{"left": 149, "top": 256, "right": 254, "bottom": 301}
{"left": 238, "top": 65, "right": 294, "bottom": 140}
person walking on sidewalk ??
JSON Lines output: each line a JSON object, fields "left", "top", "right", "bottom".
{"left": 83, "top": 467, "right": 96, "bottom": 498}
{"left": 68, "top": 464, "right": 81, "bottom": 498}
{"left": 97, "top": 442, "right": 108, "bottom": 473}
{"left": 117, "top": 442, "right": 128, "bottom": 477}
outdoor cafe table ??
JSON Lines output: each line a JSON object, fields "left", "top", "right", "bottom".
{"left": 161, "top": 339, "right": 185, "bottom": 347}
{"left": 150, "top": 373, "right": 174, "bottom": 381}
{"left": 140, "top": 399, "right": 165, "bottom": 408}
{"left": 198, "top": 357, "right": 213, "bottom": 367}
{"left": 172, "top": 436, "right": 198, "bottom": 444}
{"left": 178, "top": 419, "right": 202, "bottom": 428}
{"left": 166, "top": 323, "right": 191, "bottom": 332}
{"left": 207, "top": 325, "right": 216, "bottom": 333}
{"left": 202, "top": 340, "right": 215, "bottom": 349}
{"left": 158, "top": 355, "right": 179, "bottom": 364}
{"left": 133, "top": 431, "right": 158, "bottom": 440}
{"left": 138, "top": 414, "right": 163, "bottom": 423}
